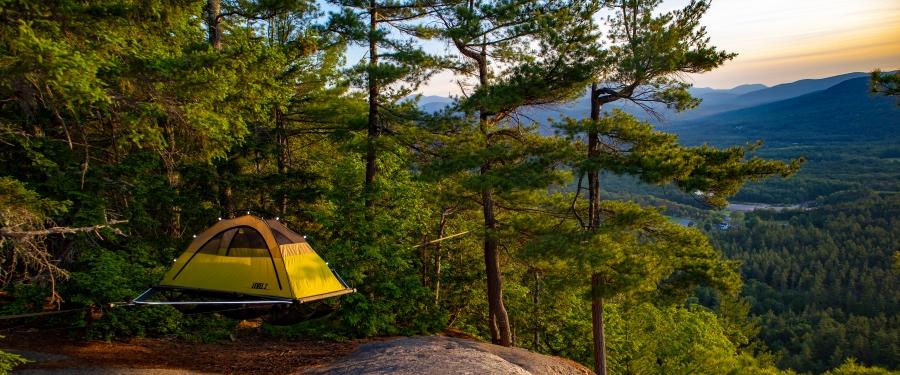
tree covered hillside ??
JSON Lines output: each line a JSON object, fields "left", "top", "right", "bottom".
{"left": 709, "top": 192, "right": 900, "bottom": 373}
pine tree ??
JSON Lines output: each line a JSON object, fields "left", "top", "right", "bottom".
{"left": 424, "top": 0, "right": 601, "bottom": 346}
{"left": 870, "top": 69, "right": 899, "bottom": 105}
{"left": 557, "top": 1, "right": 801, "bottom": 372}
{"left": 327, "top": 0, "right": 443, "bottom": 211}
{"left": 217, "top": 0, "right": 345, "bottom": 215}
{"left": 555, "top": 110, "right": 800, "bottom": 374}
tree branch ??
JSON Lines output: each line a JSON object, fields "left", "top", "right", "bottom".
{"left": 0, "top": 220, "right": 129, "bottom": 238}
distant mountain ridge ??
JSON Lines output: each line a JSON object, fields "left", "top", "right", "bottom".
{"left": 728, "top": 84, "right": 768, "bottom": 95}
{"left": 736, "top": 72, "right": 869, "bottom": 107}
{"left": 413, "top": 71, "right": 873, "bottom": 120}
{"left": 691, "top": 83, "right": 767, "bottom": 96}
{"left": 674, "top": 72, "right": 870, "bottom": 120}
{"left": 671, "top": 76, "right": 900, "bottom": 146}
{"left": 410, "top": 72, "right": 899, "bottom": 147}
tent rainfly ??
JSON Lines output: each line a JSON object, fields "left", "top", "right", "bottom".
{"left": 134, "top": 215, "right": 354, "bottom": 305}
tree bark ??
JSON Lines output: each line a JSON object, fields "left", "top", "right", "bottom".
{"left": 433, "top": 211, "right": 448, "bottom": 304}
{"left": 163, "top": 121, "right": 181, "bottom": 236}
{"left": 589, "top": 82, "right": 608, "bottom": 375}
{"left": 532, "top": 270, "right": 541, "bottom": 351}
{"left": 592, "top": 273, "right": 608, "bottom": 375}
{"left": 205, "top": 0, "right": 222, "bottom": 50}
{"left": 275, "top": 106, "right": 288, "bottom": 214}
{"left": 206, "top": 0, "right": 232, "bottom": 216}
{"left": 364, "top": 2, "right": 379, "bottom": 211}
{"left": 475, "top": 42, "right": 512, "bottom": 347}
{"left": 222, "top": 184, "right": 234, "bottom": 214}
{"left": 588, "top": 83, "right": 601, "bottom": 230}
{"left": 482, "top": 178, "right": 512, "bottom": 346}
{"left": 421, "top": 234, "right": 429, "bottom": 286}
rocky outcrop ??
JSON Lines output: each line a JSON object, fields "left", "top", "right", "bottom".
{"left": 306, "top": 336, "right": 593, "bottom": 375}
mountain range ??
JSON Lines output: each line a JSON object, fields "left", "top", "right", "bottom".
{"left": 671, "top": 75, "right": 899, "bottom": 146}
{"left": 413, "top": 72, "right": 899, "bottom": 146}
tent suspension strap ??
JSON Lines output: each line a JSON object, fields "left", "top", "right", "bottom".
{"left": 0, "top": 302, "right": 132, "bottom": 321}
{"left": 0, "top": 301, "right": 270, "bottom": 321}
{"left": 0, "top": 307, "right": 89, "bottom": 320}
{"left": 411, "top": 231, "right": 471, "bottom": 248}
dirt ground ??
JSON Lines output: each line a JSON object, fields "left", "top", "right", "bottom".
{"left": 2, "top": 328, "right": 592, "bottom": 374}
{"left": 1, "top": 327, "right": 360, "bottom": 374}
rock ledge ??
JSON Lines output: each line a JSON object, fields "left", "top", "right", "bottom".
{"left": 306, "top": 336, "right": 593, "bottom": 375}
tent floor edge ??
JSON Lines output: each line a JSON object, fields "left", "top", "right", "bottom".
{"left": 297, "top": 288, "right": 356, "bottom": 304}
{"left": 132, "top": 286, "right": 294, "bottom": 305}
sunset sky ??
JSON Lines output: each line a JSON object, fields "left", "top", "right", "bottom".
{"left": 404, "top": 0, "right": 900, "bottom": 96}
{"left": 668, "top": 0, "right": 900, "bottom": 89}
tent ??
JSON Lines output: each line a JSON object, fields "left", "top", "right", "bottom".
{"left": 134, "top": 215, "right": 354, "bottom": 305}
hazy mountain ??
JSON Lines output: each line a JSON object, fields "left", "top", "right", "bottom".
{"left": 674, "top": 84, "right": 767, "bottom": 118}
{"left": 415, "top": 95, "right": 455, "bottom": 113}
{"left": 413, "top": 72, "right": 868, "bottom": 121}
{"left": 691, "top": 83, "right": 767, "bottom": 97}
{"left": 688, "top": 91, "right": 740, "bottom": 108}
{"left": 727, "top": 84, "right": 768, "bottom": 95}
{"left": 416, "top": 95, "right": 453, "bottom": 105}
{"left": 672, "top": 73, "right": 869, "bottom": 119}
{"left": 671, "top": 76, "right": 900, "bottom": 146}
{"left": 736, "top": 72, "right": 869, "bottom": 107}
{"left": 409, "top": 72, "right": 894, "bottom": 144}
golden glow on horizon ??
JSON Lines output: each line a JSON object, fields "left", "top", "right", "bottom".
{"left": 418, "top": 0, "right": 900, "bottom": 95}
{"left": 682, "top": 0, "right": 900, "bottom": 88}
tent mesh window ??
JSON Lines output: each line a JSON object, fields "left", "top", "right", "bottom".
{"left": 266, "top": 220, "right": 304, "bottom": 244}
{"left": 269, "top": 226, "right": 294, "bottom": 245}
{"left": 197, "top": 227, "right": 270, "bottom": 257}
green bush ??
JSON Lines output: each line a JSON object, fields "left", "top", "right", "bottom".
{"left": 177, "top": 314, "right": 237, "bottom": 343}
{"left": 80, "top": 305, "right": 182, "bottom": 341}
{"left": 0, "top": 283, "right": 50, "bottom": 316}
{"left": 825, "top": 359, "right": 899, "bottom": 375}
{"left": 63, "top": 242, "right": 179, "bottom": 340}
{"left": 0, "top": 340, "right": 28, "bottom": 375}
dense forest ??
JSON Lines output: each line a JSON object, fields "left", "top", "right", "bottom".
{"left": 708, "top": 192, "right": 900, "bottom": 374}
{"left": 599, "top": 142, "right": 900, "bottom": 374}
{"left": 0, "top": 0, "right": 897, "bottom": 374}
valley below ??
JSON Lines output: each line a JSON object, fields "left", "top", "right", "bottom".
{"left": 725, "top": 202, "right": 809, "bottom": 212}
{"left": 611, "top": 73, "right": 900, "bottom": 373}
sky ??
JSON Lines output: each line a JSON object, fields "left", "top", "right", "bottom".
{"left": 407, "top": 0, "right": 900, "bottom": 96}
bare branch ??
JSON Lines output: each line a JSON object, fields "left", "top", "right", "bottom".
{"left": 0, "top": 220, "right": 128, "bottom": 238}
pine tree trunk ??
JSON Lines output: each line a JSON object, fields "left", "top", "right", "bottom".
{"left": 221, "top": 183, "right": 234, "bottom": 214}
{"left": 207, "top": 0, "right": 232, "bottom": 216}
{"left": 205, "top": 0, "right": 222, "bottom": 50}
{"left": 592, "top": 273, "right": 608, "bottom": 375}
{"left": 275, "top": 106, "right": 288, "bottom": 214}
{"left": 364, "top": 3, "right": 379, "bottom": 211}
{"left": 421, "top": 234, "right": 429, "bottom": 285}
{"left": 476, "top": 43, "right": 512, "bottom": 347}
{"left": 588, "top": 83, "right": 601, "bottom": 229}
{"left": 433, "top": 212, "right": 447, "bottom": 304}
{"left": 482, "top": 179, "right": 512, "bottom": 346}
{"left": 589, "top": 82, "right": 608, "bottom": 375}
{"left": 532, "top": 270, "right": 541, "bottom": 351}
{"left": 163, "top": 121, "right": 181, "bottom": 236}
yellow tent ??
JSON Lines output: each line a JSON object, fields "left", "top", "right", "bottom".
{"left": 137, "top": 215, "right": 354, "bottom": 304}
